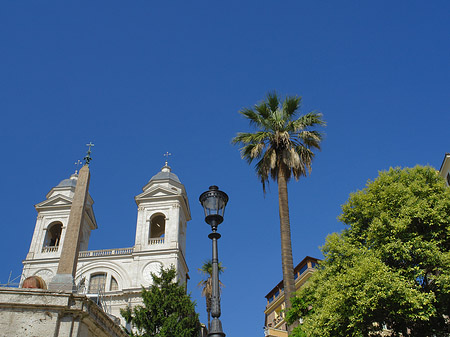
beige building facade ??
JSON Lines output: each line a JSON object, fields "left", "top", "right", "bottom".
{"left": 264, "top": 256, "right": 319, "bottom": 337}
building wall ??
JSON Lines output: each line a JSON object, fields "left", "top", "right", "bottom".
{"left": 264, "top": 327, "right": 290, "bottom": 337}
{"left": 0, "top": 287, "right": 127, "bottom": 337}
{"left": 263, "top": 256, "right": 319, "bottom": 336}
{"left": 22, "top": 245, "right": 187, "bottom": 324}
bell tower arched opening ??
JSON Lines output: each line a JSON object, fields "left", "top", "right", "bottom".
{"left": 42, "top": 222, "right": 62, "bottom": 252}
{"left": 149, "top": 214, "right": 165, "bottom": 244}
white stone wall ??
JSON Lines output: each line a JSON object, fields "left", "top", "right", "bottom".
{"left": 21, "top": 247, "right": 188, "bottom": 326}
{"left": 0, "top": 288, "right": 127, "bottom": 337}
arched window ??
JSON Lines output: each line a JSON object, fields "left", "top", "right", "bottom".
{"left": 83, "top": 273, "right": 120, "bottom": 294}
{"left": 42, "top": 222, "right": 63, "bottom": 252}
{"left": 149, "top": 214, "right": 165, "bottom": 244}
{"left": 110, "top": 276, "right": 119, "bottom": 291}
{"left": 88, "top": 273, "right": 106, "bottom": 293}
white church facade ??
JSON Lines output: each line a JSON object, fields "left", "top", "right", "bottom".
{"left": 20, "top": 163, "right": 191, "bottom": 324}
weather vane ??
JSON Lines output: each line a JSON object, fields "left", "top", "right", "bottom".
{"left": 164, "top": 152, "right": 171, "bottom": 166}
{"left": 84, "top": 142, "right": 94, "bottom": 166}
{"left": 74, "top": 160, "right": 83, "bottom": 174}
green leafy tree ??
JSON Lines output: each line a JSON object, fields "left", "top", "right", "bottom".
{"left": 232, "top": 92, "right": 325, "bottom": 322}
{"left": 197, "top": 260, "right": 225, "bottom": 332}
{"left": 286, "top": 166, "right": 450, "bottom": 337}
{"left": 121, "top": 266, "right": 201, "bottom": 337}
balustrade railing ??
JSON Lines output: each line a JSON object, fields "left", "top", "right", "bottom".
{"left": 148, "top": 237, "right": 165, "bottom": 245}
{"left": 41, "top": 246, "right": 135, "bottom": 257}
{"left": 78, "top": 247, "right": 134, "bottom": 258}
{"left": 42, "top": 246, "right": 59, "bottom": 253}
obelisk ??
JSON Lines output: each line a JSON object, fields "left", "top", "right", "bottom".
{"left": 49, "top": 144, "right": 93, "bottom": 292}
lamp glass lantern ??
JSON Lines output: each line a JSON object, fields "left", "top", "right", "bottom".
{"left": 199, "top": 185, "right": 229, "bottom": 226}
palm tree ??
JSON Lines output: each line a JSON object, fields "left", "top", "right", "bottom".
{"left": 232, "top": 92, "right": 325, "bottom": 329}
{"left": 197, "top": 260, "right": 224, "bottom": 332}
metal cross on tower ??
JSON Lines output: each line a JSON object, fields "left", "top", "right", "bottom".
{"left": 164, "top": 151, "right": 171, "bottom": 166}
{"left": 74, "top": 160, "right": 83, "bottom": 173}
{"left": 84, "top": 142, "right": 94, "bottom": 165}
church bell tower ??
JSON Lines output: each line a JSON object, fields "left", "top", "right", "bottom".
{"left": 134, "top": 162, "right": 191, "bottom": 283}
{"left": 25, "top": 171, "right": 97, "bottom": 261}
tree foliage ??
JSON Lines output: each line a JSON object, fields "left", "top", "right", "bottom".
{"left": 287, "top": 166, "right": 450, "bottom": 337}
{"left": 231, "top": 91, "right": 325, "bottom": 192}
{"left": 121, "top": 266, "right": 200, "bottom": 337}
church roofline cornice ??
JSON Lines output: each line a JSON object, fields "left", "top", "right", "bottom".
{"left": 45, "top": 186, "right": 76, "bottom": 199}
{"left": 135, "top": 184, "right": 185, "bottom": 199}
{"left": 135, "top": 193, "right": 180, "bottom": 203}
{"left": 35, "top": 193, "right": 95, "bottom": 210}
{"left": 35, "top": 194, "right": 73, "bottom": 209}
{"left": 135, "top": 194, "right": 192, "bottom": 221}
{"left": 35, "top": 204, "right": 73, "bottom": 212}
{"left": 22, "top": 257, "right": 61, "bottom": 265}
{"left": 132, "top": 247, "right": 181, "bottom": 257}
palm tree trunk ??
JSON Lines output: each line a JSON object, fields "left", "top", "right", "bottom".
{"left": 277, "top": 168, "right": 297, "bottom": 333}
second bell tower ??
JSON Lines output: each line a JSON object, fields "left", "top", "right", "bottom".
{"left": 133, "top": 163, "right": 191, "bottom": 281}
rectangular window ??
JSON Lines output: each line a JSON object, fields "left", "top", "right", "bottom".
{"left": 447, "top": 172, "right": 450, "bottom": 186}
{"left": 299, "top": 264, "right": 308, "bottom": 275}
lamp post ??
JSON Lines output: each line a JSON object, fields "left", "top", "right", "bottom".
{"left": 199, "top": 185, "right": 229, "bottom": 337}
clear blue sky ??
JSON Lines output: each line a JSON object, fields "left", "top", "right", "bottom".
{"left": 0, "top": 1, "right": 449, "bottom": 336}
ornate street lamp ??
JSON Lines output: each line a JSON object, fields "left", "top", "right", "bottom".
{"left": 199, "top": 186, "right": 229, "bottom": 337}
